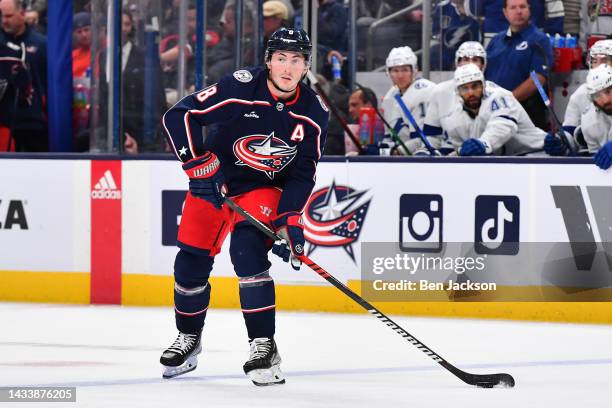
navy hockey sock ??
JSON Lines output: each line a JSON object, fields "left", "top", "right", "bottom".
{"left": 239, "top": 271, "right": 276, "bottom": 339}
{"left": 173, "top": 250, "right": 214, "bottom": 334}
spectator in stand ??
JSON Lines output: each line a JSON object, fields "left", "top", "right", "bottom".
{"left": 348, "top": 87, "right": 377, "bottom": 122}
{"left": 71, "top": 12, "right": 93, "bottom": 143}
{"left": 466, "top": 0, "right": 564, "bottom": 45}
{"left": 485, "top": 0, "right": 553, "bottom": 131}
{"left": 72, "top": 12, "right": 91, "bottom": 79}
{"left": 96, "top": 11, "right": 166, "bottom": 153}
{"left": 317, "top": 0, "right": 348, "bottom": 64}
{"left": 263, "top": 1, "right": 288, "bottom": 44}
{"left": 0, "top": 0, "right": 47, "bottom": 152}
{"left": 561, "top": 0, "right": 580, "bottom": 36}
{"left": 0, "top": 31, "right": 29, "bottom": 151}
{"left": 207, "top": 3, "right": 255, "bottom": 84}
{"left": 431, "top": 0, "right": 481, "bottom": 70}
{"left": 580, "top": 0, "right": 612, "bottom": 50}
{"left": 23, "top": 0, "right": 46, "bottom": 33}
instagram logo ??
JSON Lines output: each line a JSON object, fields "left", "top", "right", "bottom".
{"left": 399, "top": 194, "right": 443, "bottom": 253}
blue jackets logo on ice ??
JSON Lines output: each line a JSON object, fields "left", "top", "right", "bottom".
{"left": 303, "top": 181, "right": 371, "bottom": 262}
{"left": 399, "top": 194, "right": 443, "bottom": 253}
{"left": 233, "top": 133, "right": 297, "bottom": 179}
{"left": 474, "top": 195, "right": 520, "bottom": 255}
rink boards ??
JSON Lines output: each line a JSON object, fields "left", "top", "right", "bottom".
{"left": 0, "top": 155, "right": 611, "bottom": 323}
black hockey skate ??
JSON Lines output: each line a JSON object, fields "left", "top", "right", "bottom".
{"left": 243, "top": 337, "right": 285, "bottom": 386}
{"left": 160, "top": 332, "right": 202, "bottom": 379}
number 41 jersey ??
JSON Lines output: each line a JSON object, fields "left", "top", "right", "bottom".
{"left": 162, "top": 66, "right": 329, "bottom": 215}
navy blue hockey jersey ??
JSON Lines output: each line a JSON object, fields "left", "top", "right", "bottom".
{"left": 162, "top": 66, "right": 329, "bottom": 215}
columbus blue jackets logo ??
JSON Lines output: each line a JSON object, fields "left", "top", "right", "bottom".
{"left": 233, "top": 132, "right": 297, "bottom": 179}
{"left": 303, "top": 182, "right": 371, "bottom": 262}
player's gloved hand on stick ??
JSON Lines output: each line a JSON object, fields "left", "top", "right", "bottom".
{"left": 459, "top": 138, "right": 490, "bottom": 156}
{"left": 182, "top": 152, "right": 226, "bottom": 209}
{"left": 543, "top": 132, "right": 568, "bottom": 156}
{"left": 271, "top": 212, "right": 305, "bottom": 271}
{"left": 594, "top": 141, "right": 612, "bottom": 170}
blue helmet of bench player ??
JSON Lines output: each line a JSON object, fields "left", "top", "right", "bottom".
{"left": 265, "top": 27, "right": 312, "bottom": 66}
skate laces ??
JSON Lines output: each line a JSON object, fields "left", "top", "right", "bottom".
{"left": 168, "top": 333, "right": 198, "bottom": 355}
{"left": 248, "top": 338, "right": 272, "bottom": 361}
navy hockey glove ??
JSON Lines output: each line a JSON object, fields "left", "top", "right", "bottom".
{"left": 459, "top": 138, "right": 490, "bottom": 156}
{"left": 271, "top": 212, "right": 304, "bottom": 271}
{"left": 594, "top": 141, "right": 612, "bottom": 170}
{"left": 543, "top": 132, "right": 568, "bottom": 156}
{"left": 182, "top": 152, "right": 226, "bottom": 209}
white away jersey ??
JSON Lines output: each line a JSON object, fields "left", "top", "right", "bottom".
{"left": 563, "top": 83, "right": 590, "bottom": 132}
{"left": 580, "top": 104, "right": 612, "bottom": 153}
{"left": 381, "top": 78, "right": 435, "bottom": 141}
{"left": 444, "top": 87, "right": 545, "bottom": 155}
{"left": 425, "top": 79, "right": 510, "bottom": 136}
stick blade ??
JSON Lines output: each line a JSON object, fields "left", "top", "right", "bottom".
{"left": 470, "top": 373, "right": 515, "bottom": 388}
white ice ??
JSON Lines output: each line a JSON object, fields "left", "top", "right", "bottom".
{"left": 1, "top": 303, "right": 611, "bottom": 408}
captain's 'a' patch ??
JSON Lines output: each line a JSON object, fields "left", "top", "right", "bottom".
{"left": 233, "top": 70, "right": 253, "bottom": 83}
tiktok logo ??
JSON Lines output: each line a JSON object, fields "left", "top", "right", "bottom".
{"left": 474, "top": 195, "right": 520, "bottom": 255}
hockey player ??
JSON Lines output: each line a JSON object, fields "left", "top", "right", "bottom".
{"left": 445, "top": 63, "right": 545, "bottom": 155}
{"left": 423, "top": 41, "right": 509, "bottom": 153}
{"left": 580, "top": 64, "right": 612, "bottom": 170}
{"left": 380, "top": 46, "right": 436, "bottom": 154}
{"left": 159, "top": 28, "right": 328, "bottom": 386}
{"left": 544, "top": 39, "right": 612, "bottom": 156}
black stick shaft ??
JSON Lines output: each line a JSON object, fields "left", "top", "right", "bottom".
{"left": 306, "top": 71, "right": 364, "bottom": 154}
{"left": 224, "top": 198, "right": 515, "bottom": 388}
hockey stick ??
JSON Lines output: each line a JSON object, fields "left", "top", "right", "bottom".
{"left": 393, "top": 93, "right": 441, "bottom": 156}
{"left": 306, "top": 71, "right": 364, "bottom": 155}
{"left": 354, "top": 82, "right": 411, "bottom": 155}
{"left": 529, "top": 71, "right": 576, "bottom": 155}
{"left": 224, "top": 198, "right": 515, "bottom": 389}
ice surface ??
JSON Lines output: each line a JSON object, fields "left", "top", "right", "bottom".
{"left": 1, "top": 303, "right": 611, "bottom": 408}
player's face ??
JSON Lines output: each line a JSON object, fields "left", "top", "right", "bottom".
{"left": 503, "top": 0, "right": 530, "bottom": 29}
{"left": 457, "top": 56, "right": 484, "bottom": 70}
{"left": 589, "top": 55, "right": 612, "bottom": 69}
{"left": 592, "top": 86, "right": 612, "bottom": 115}
{"left": 74, "top": 26, "right": 92, "bottom": 47}
{"left": 389, "top": 65, "right": 413, "bottom": 91}
{"left": 267, "top": 51, "right": 308, "bottom": 92}
{"left": 348, "top": 91, "right": 370, "bottom": 122}
{"left": 458, "top": 81, "right": 484, "bottom": 111}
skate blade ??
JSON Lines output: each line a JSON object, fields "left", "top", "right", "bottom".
{"left": 248, "top": 364, "right": 285, "bottom": 386}
{"left": 162, "top": 354, "right": 199, "bottom": 379}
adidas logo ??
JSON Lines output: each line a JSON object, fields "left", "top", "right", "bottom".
{"left": 91, "top": 170, "right": 121, "bottom": 200}
{"left": 243, "top": 111, "right": 260, "bottom": 118}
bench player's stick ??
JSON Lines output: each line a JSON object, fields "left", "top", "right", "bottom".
{"left": 529, "top": 71, "right": 576, "bottom": 155}
{"left": 393, "top": 93, "right": 441, "bottom": 156}
{"left": 306, "top": 71, "right": 364, "bottom": 154}
{"left": 354, "top": 82, "right": 411, "bottom": 155}
{"left": 225, "top": 198, "right": 515, "bottom": 389}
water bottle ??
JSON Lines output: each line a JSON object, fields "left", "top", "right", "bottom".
{"left": 566, "top": 34, "right": 576, "bottom": 48}
{"left": 554, "top": 33, "right": 565, "bottom": 48}
{"left": 331, "top": 55, "right": 341, "bottom": 82}
{"left": 359, "top": 113, "right": 370, "bottom": 145}
{"left": 373, "top": 116, "right": 385, "bottom": 144}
